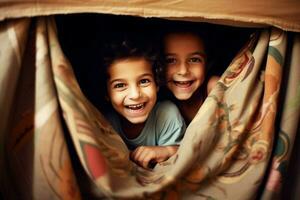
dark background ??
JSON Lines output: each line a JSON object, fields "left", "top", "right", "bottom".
{"left": 55, "top": 13, "right": 256, "bottom": 110}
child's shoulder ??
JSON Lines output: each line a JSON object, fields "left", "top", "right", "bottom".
{"left": 156, "top": 100, "right": 178, "bottom": 110}
{"left": 154, "top": 100, "right": 181, "bottom": 119}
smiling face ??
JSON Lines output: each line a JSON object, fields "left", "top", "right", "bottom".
{"left": 106, "top": 58, "right": 157, "bottom": 124}
{"left": 164, "top": 33, "right": 206, "bottom": 100}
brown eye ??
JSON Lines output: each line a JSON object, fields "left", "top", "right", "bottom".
{"left": 165, "top": 57, "right": 176, "bottom": 64}
{"left": 113, "top": 83, "right": 125, "bottom": 89}
{"left": 188, "top": 57, "right": 202, "bottom": 63}
{"left": 139, "top": 79, "right": 151, "bottom": 86}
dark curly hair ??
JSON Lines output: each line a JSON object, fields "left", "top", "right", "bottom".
{"left": 101, "top": 32, "right": 163, "bottom": 86}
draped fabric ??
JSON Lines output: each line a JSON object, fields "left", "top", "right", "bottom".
{"left": 0, "top": 0, "right": 300, "bottom": 32}
{"left": 1, "top": 17, "right": 299, "bottom": 199}
{"left": 0, "top": 18, "right": 81, "bottom": 200}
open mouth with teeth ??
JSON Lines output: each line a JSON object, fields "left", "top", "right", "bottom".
{"left": 125, "top": 103, "right": 145, "bottom": 111}
{"left": 173, "top": 80, "right": 194, "bottom": 88}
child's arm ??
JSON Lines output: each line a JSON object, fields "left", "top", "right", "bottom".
{"left": 207, "top": 75, "right": 219, "bottom": 93}
{"left": 130, "top": 145, "right": 178, "bottom": 169}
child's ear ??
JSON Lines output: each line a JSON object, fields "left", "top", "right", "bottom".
{"left": 156, "top": 86, "right": 160, "bottom": 92}
{"left": 105, "top": 95, "right": 110, "bottom": 102}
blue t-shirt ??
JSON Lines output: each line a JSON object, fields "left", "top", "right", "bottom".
{"left": 106, "top": 101, "right": 186, "bottom": 150}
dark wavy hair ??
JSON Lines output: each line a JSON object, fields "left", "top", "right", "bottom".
{"left": 101, "top": 32, "right": 163, "bottom": 86}
{"left": 160, "top": 24, "right": 213, "bottom": 72}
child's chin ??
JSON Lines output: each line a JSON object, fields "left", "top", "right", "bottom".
{"left": 174, "top": 93, "right": 192, "bottom": 100}
{"left": 126, "top": 116, "right": 148, "bottom": 124}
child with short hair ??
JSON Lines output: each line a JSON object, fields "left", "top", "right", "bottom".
{"left": 163, "top": 30, "right": 219, "bottom": 124}
{"left": 102, "top": 34, "right": 185, "bottom": 169}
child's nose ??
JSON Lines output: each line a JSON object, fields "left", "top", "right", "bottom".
{"left": 177, "top": 62, "right": 189, "bottom": 75}
{"left": 128, "top": 86, "right": 141, "bottom": 99}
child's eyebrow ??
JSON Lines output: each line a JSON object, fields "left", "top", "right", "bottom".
{"left": 189, "top": 51, "right": 206, "bottom": 58}
{"left": 165, "top": 53, "right": 176, "bottom": 56}
{"left": 108, "top": 73, "right": 154, "bottom": 84}
{"left": 165, "top": 51, "right": 206, "bottom": 57}
{"left": 109, "top": 78, "right": 124, "bottom": 85}
{"left": 139, "top": 73, "right": 154, "bottom": 78}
